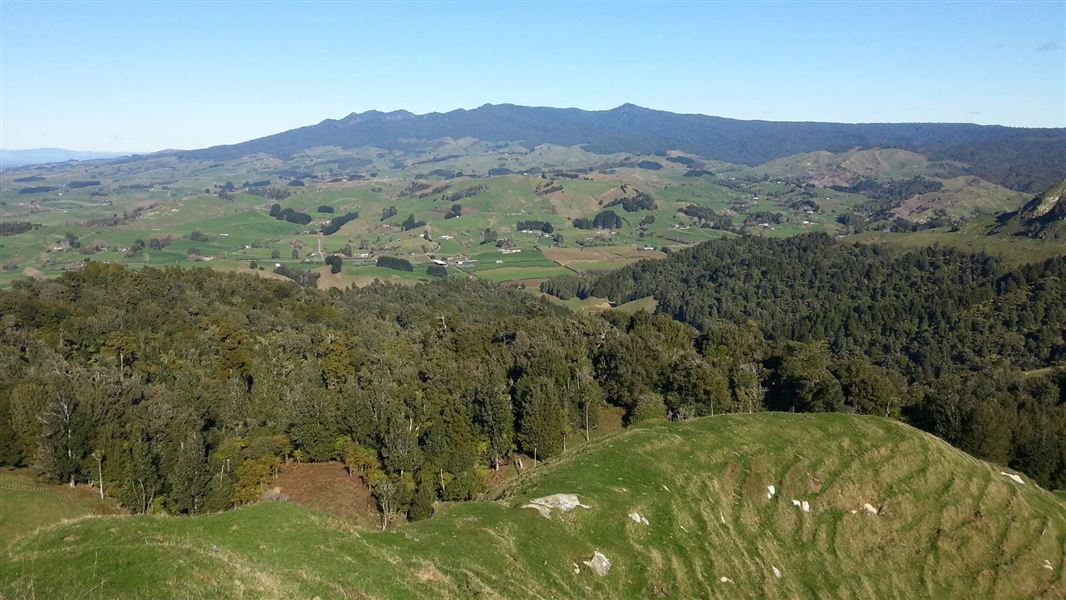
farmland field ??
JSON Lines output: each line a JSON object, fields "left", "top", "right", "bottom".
{"left": 4, "top": 144, "right": 1054, "bottom": 290}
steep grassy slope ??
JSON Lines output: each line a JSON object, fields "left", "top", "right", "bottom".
{"left": 2, "top": 413, "right": 1063, "bottom": 599}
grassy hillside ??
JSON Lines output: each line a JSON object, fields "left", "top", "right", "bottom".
{"left": 6, "top": 131, "right": 1060, "bottom": 290}
{"left": 851, "top": 221, "right": 1066, "bottom": 266}
{"left": 3, "top": 136, "right": 1058, "bottom": 289}
{"left": 2, "top": 413, "right": 1063, "bottom": 599}
{"left": 892, "top": 175, "right": 1028, "bottom": 221}
{"left": 0, "top": 470, "right": 121, "bottom": 548}
{"left": 748, "top": 148, "right": 939, "bottom": 185}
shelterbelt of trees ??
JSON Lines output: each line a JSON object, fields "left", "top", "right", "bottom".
{"left": 543, "top": 234, "right": 1066, "bottom": 486}
{"left": 0, "top": 246, "right": 1063, "bottom": 526}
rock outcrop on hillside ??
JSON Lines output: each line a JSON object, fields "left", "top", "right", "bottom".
{"left": 989, "top": 178, "right": 1066, "bottom": 239}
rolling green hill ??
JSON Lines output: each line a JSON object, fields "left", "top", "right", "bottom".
{"left": 2, "top": 413, "right": 1063, "bottom": 599}
{"left": 746, "top": 149, "right": 1030, "bottom": 222}
{"left": 2, "top": 124, "right": 1059, "bottom": 289}
{"left": 748, "top": 148, "right": 943, "bottom": 184}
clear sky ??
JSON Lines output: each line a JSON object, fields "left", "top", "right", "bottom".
{"left": 1, "top": 1, "right": 1064, "bottom": 152}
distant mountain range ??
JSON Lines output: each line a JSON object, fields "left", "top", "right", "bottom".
{"left": 177, "top": 104, "right": 1066, "bottom": 192}
{"left": 0, "top": 148, "right": 134, "bottom": 168}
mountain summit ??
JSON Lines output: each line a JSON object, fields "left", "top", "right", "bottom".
{"left": 177, "top": 104, "right": 1066, "bottom": 192}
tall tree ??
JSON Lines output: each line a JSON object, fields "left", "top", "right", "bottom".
{"left": 474, "top": 371, "right": 513, "bottom": 469}
{"left": 515, "top": 376, "right": 566, "bottom": 459}
{"left": 35, "top": 384, "right": 90, "bottom": 486}
{"left": 168, "top": 431, "right": 210, "bottom": 514}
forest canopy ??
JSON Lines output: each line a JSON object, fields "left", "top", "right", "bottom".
{"left": 564, "top": 234, "right": 1066, "bottom": 380}
{"left": 1, "top": 235, "right": 1064, "bottom": 523}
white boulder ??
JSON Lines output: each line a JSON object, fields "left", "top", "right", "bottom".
{"left": 584, "top": 551, "right": 611, "bottom": 576}
{"left": 522, "top": 494, "right": 590, "bottom": 518}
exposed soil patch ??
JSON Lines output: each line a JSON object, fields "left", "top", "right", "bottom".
{"left": 230, "top": 267, "right": 292, "bottom": 282}
{"left": 509, "top": 278, "right": 548, "bottom": 289}
{"left": 346, "top": 275, "right": 420, "bottom": 288}
{"left": 271, "top": 461, "right": 377, "bottom": 523}
{"left": 542, "top": 245, "right": 665, "bottom": 266}
{"left": 484, "top": 452, "right": 542, "bottom": 491}
{"left": 22, "top": 267, "right": 46, "bottom": 281}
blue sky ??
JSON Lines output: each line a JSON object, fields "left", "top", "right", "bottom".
{"left": 1, "top": 1, "right": 1063, "bottom": 151}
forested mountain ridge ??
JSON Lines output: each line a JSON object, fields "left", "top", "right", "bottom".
{"left": 176, "top": 104, "right": 1066, "bottom": 192}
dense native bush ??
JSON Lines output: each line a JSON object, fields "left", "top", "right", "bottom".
{"left": 269, "top": 204, "right": 313, "bottom": 225}
{"left": 401, "top": 214, "right": 426, "bottom": 231}
{"left": 2, "top": 232, "right": 1064, "bottom": 524}
{"left": 516, "top": 220, "right": 554, "bottom": 233}
{"left": 0, "top": 222, "right": 33, "bottom": 236}
{"left": 321, "top": 212, "right": 359, "bottom": 235}
{"left": 1, "top": 262, "right": 961, "bottom": 518}
{"left": 605, "top": 192, "right": 657, "bottom": 212}
{"left": 376, "top": 256, "right": 413, "bottom": 271}
{"left": 574, "top": 210, "right": 622, "bottom": 230}
{"left": 540, "top": 234, "right": 1066, "bottom": 487}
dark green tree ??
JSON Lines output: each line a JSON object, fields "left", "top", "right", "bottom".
{"left": 168, "top": 431, "right": 210, "bottom": 514}
{"left": 515, "top": 376, "right": 566, "bottom": 459}
{"left": 474, "top": 373, "right": 513, "bottom": 470}
{"left": 408, "top": 470, "right": 436, "bottom": 521}
{"left": 325, "top": 255, "right": 343, "bottom": 274}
